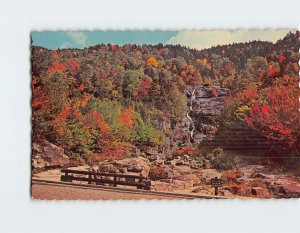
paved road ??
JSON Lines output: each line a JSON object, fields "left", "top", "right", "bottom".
{"left": 32, "top": 182, "right": 181, "bottom": 200}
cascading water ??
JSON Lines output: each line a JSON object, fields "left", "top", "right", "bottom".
{"left": 186, "top": 89, "right": 196, "bottom": 144}
{"left": 175, "top": 85, "right": 229, "bottom": 147}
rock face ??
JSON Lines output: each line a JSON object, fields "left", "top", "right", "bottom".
{"left": 185, "top": 85, "right": 229, "bottom": 116}
{"left": 173, "top": 85, "right": 229, "bottom": 146}
{"left": 173, "top": 84, "right": 277, "bottom": 153}
{"left": 32, "top": 141, "right": 69, "bottom": 169}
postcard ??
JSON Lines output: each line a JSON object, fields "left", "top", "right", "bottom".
{"left": 31, "top": 30, "right": 300, "bottom": 199}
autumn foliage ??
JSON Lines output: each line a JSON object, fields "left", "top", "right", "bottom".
{"left": 118, "top": 108, "right": 135, "bottom": 128}
{"left": 32, "top": 77, "right": 49, "bottom": 109}
{"left": 245, "top": 78, "right": 300, "bottom": 148}
{"left": 91, "top": 111, "right": 111, "bottom": 134}
{"left": 138, "top": 79, "right": 153, "bottom": 95}
{"left": 174, "top": 146, "right": 199, "bottom": 157}
{"left": 31, "top": 31, "right": 299, "bottom": 163}
{"left": 268, "top": 65, "right": 278, "bottom": 77}
{"left": 48, "top": 62, "right": 67, "bottom": 73}
{"left": 147, "top": 56, "right": 159, "bottom": 67}
{"left": 67, "top": 59, "right": 81, "bottom": 75}
{"left": 149, "top": 166, "right": 169, "bottom": 180}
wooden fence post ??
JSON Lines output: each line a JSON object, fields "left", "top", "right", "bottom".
{"left": 88, "top": 174, "right": 92, "bottom": 184}
{"left": 113, "top": 177, "right": 117, "bottom": 187}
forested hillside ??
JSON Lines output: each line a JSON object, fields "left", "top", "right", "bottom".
{"left": 31, "top": 31, "right": 300, "bottom": 165}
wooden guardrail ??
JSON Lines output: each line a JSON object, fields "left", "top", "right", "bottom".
{"left": 60, "top": 169, "right": 151, "bottom": 190}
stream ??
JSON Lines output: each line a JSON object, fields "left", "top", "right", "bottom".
{"left": 186, "top": 89, "right": 196, "bottom": 144}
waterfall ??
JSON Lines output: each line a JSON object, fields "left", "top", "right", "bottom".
{"left": 187, "top": 89, "right": 196, "bottom": 144}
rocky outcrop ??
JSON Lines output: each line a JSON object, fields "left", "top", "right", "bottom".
{"left": 228, "top": 164, "right": 300, "bottom": 198}
{"left": 96, "top": 157, "right": 204, "bottom": 192}
{"left": 148, "top": 164, "right": 204, "bottom": 191}
{"left": 98, "top": 156, "right": 150, "bottom": 177}
{"left": 269, "top": 180, "right": 300, "bottom": 198}
{"left": 173, "top": 85, "right": 229, "bottom": 146}
{"left": 171, "top": 84, "right": 280, "bottom": 153}
{"left": 32, "top": 141, "right": 69, "bottom": 169}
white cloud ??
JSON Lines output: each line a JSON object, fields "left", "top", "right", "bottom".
{"left": 167, "top": 29, "right": 295, "bottom": 50}
{"left": 60, "top": 42, "right": 72, "bottom": 49}
{"left": 66, "top": 31, "right": 87, "bottom": 48}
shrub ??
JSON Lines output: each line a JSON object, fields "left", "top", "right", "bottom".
{"left": 206, "top": 147, "right": 239, "bottom": 170}
{"left": 93, "top": 140, "right": 133, "bottom": 162}
{"left": 68, "top": 156, "right": 85, "bottom": 167}
{"left": 174, "top": 146, "right": 199, "bottom": 157}
{"left": 222, "top": 170, "right": 244, "bottom": 182}
{"left": 149, "top": 166, "right": 169, "bottom": 180}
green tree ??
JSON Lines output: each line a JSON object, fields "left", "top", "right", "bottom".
{"left": 122, "top": 69, "right": 141, "bottom": 100}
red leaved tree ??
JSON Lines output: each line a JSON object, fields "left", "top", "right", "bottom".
{"left": 138, "top": 79, "right": 153, "bottom": 95}
{"left": 48, "top": 62, "right": 67, "bottom": 73}
{"left": 67, "top": 59, "right": 81, "bottom": 75}
{"left": 32, "top": 77, "right": 49, "bottom": 109}
{"left": 245, "top": 76, "right": 300, "bottom": 148}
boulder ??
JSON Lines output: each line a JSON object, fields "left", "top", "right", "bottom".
{"left": 165, "top": 160, "right": 176, "bottom": 166}
{"left": 172, "top": 166, "right": 201, "bottom": 188}
{"left": 32, "top": 158, "right": 48, "bottom": 170}
{"left": 148, "top": 164, "right": 201, "bottom": 190}
{"left": 238, "top": 164, "right": 300, "bottom": 198}
{"left": 175, "top": 159, "right": 189, "bottom": 166}
{"left": 98, "top": 161, "right": 121, "bottom": 173}
{"left": 251, "top": 172, "right": 269, "bottom": 179}
{"left": 190, "top": 160, "right": 203, "bottom": 169}
{"left": 32, "top": 141, "right": 69, "bottom": 169}
{"left": 236, "top": 164, "right": 267, "bottom": 179}
{"left": 144, "top": 147, "right": 159, "bottom": 156}
{"left": 148, "top": 154, "right": 158, "bottom": 162}
{"left": 251, "top": 187, "right": 271, "bottom": 198}
{"left": 236, "top": 187, "right": 253, "bottom": 197}
{"left": 202, "top": 159, "right": 211, "bottom": 169}
{"left": 182, "top": 154, "right": 190, "bottom": 161}
{"left": 98, "top": 156, "right": 150, "bottom": 177}
{"left": 153, "top": 159, "right": 165, "bottom": 166}
{"left": 42, "top": 142, "right": 69, "bottom": 166}
{"left": 32, "top": 142, "right": 42, "bottom": 153}
{"left": 269, "top": 180, "right": 300, "bottom": 198}
{"left": 119, "top": 157, "right": 150, "bottom": 177}
{"left": 172, "top": 166, "right": 193, "bottom": 179}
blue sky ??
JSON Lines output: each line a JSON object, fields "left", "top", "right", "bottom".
{"left": 31, "top": 31, "right": 178, "bottom": 49}
{"left": 31, "top": 29, "right": 294, "bottom": 50}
